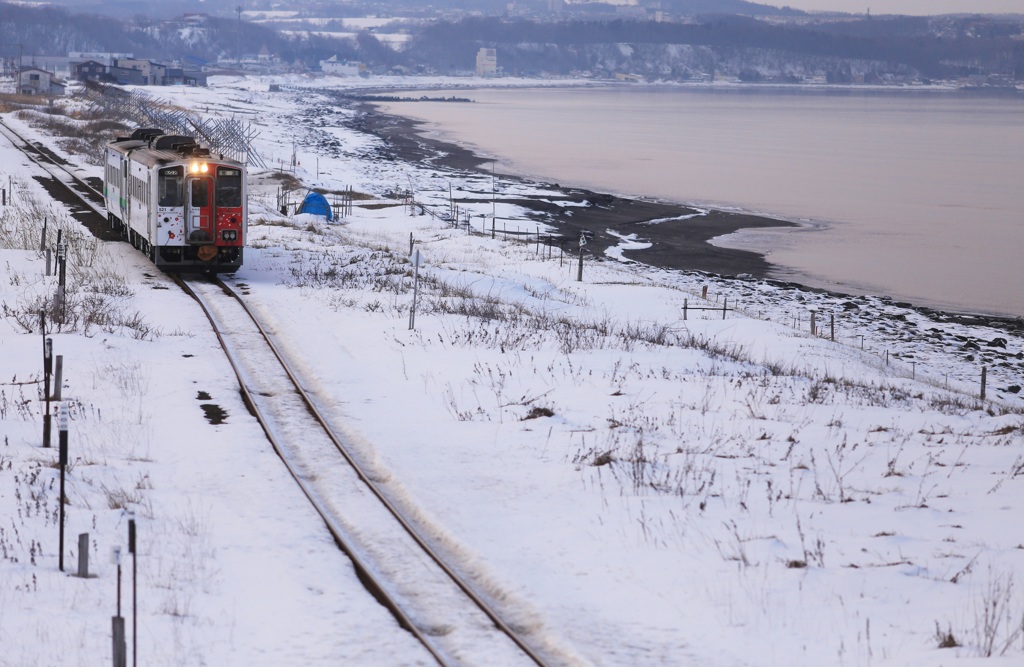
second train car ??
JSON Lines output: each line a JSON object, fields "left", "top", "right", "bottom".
{"left": 104, "top": 128, "right": 246, "bottom": 272}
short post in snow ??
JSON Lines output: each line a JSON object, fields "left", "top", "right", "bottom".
{"left": 54, "top": 355, "right": 63, "bottom": 401}
{"left": 408, "top": 249, "right": 421, "bottom": 331}
{"left": 722, "top": 297, "right": 728, "bottom": 320}
{"left": 576, "top": 232, "right": 586, "bottom": 282}
{"left": 701, "top": 284, "right": 708, "bottom": 300}
{"left": 809, "top": 307, "right": 817, "bottom": 336}
{"left": 77, "top": 533, "right": 90, "bottom": 578}
{"left": 980, "top": 366, "right": 987, "bottom": 401}
{"left": 43, "top": 335, "right": 53, "bottom": 448}
{"left": 683, "top": 298, "right": 688, "bottom": 321}
{"left": 112, "top": 546, "right": 126, "bottom": 667}
{"left": 112, "top": 615, "right": 126, "bottom": 667}
{"left": 57, "top": 402, "right": 68, "bottom": 571}
{"left": 129, "top": 516, "right": 137, "bottom": 667}
{"left": 830, "top": 314, "right": 835, "bottom": 342}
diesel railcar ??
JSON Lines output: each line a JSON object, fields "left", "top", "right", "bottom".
{"left": 104, "top": 128, "right": 246, "bottom": 272}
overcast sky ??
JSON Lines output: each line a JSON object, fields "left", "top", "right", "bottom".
{"left": 768, "top": 0, "right": 1023, "bottom": 14}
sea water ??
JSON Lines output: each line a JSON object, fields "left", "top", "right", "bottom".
{"left": 379, "top": 86, "right": 1024, "bottom": 317}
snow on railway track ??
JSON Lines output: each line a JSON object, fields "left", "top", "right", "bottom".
{"left": 0, "top": 117, "right": 107, "bottom": 218}
{"left": 179, "top": 275, "right": 553, "bottom": 667}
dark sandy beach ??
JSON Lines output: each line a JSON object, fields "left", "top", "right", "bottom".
{"left": 350, "top": 103, "right": 797, "bottom": 279}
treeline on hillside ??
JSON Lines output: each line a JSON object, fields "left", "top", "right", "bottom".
{"left": 0, "top": 2, "right": 361, "bottom": 67}
{"left": 404, "top": 16, "right": 1024, "bottom": 79}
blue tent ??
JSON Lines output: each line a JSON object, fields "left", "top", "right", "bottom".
{"left": 297, "top": 191, "right": 333, "bottom": 220}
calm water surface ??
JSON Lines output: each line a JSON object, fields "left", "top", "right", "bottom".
{"left": 380, "top": 87, "right": 1024, "bottom": 317}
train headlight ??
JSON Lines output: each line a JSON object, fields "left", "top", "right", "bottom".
{"left": 200, "top": 163, "right": 209, "bottom": 173}
{"left": 221, "top": 230, "right": 238, "bottom": 241}
{"left": 190, "top": 163, "right": 199, "bottom": 174}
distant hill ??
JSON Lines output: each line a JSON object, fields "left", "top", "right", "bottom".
{"left": 646, "top": 0, "right": 805, "bottom": 16}
{"left": 42, "top": 0, "right": 804, "bottom": 19}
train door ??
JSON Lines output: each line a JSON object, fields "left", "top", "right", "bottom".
{"left": 186, "top": 177, "right": 214, "bottom": 243}
{"left": 121, "top": 161, "right": 130, "bottom": 226}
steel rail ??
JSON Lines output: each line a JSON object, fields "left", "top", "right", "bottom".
{"left": 173, "top": 274, "right": 453, "bottom": 667}
{"left": 0, "top": 118, "right": 107, "bottom": 217}
{"left": 205, "top": 276, "right": 551, "bottom": 667}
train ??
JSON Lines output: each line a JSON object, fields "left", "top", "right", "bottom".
{"left": 103, "top": 128, "right": 247, "bottom": 272}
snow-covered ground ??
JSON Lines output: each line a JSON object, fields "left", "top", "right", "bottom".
{"left": 1, "top": 75, "right": 1023, "bottom": 666}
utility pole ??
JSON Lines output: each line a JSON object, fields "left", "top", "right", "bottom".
{"left": 236, "top": 6, "right": 243, "bottom": 66}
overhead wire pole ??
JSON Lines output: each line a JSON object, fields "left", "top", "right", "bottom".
{"left": 236, "top": 5, "right": 243, "bottom": 67}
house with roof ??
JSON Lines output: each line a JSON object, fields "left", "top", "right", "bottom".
{"left": 19, "top": 67, "right": 66, "bottom": 95}
{"left": 108, "top": 65, "right": 146, "bottom": 86}
{"left": 73, "top": 60, "right": 108, "bottom": 82}
{"left": 115, "top": 58, "right": 168, "bottom": 85}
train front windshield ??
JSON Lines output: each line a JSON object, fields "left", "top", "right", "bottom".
{"left": 158, "top": 167, "right": 183, "bottom": 207}
{"left": 216, "top": 168, "right": 242, "bottom": 208}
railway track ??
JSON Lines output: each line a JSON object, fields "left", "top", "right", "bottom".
{"left": 179, "top": 276, "right": 554, "bottom": 666}
{"left": 1, "top": 119, "right": 560, "bottom": 666}
{"left": 0, "top": 118, "right": 113, "bottom": 228}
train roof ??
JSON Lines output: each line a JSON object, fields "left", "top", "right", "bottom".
{"left": 126, "top": 149, "right": 244, "bottom": 169}
{"left": 107, "top": 129, "right": 243, "bottom": 169}
{"left": 107, "top": 140, "right": 148, "bottom": 156}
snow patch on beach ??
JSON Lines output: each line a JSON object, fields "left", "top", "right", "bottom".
{"left": 604, "top": 230, "right": 652, "bottom": 262}
{"left": 638, "top": 207, "right": 709, "bottom": 225}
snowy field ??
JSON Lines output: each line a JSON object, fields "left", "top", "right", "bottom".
{"left": 1, "top": 75, "right": 1023, "bottom": 666}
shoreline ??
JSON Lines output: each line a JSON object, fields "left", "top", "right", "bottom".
{"left": 350, "top": 101, "right": 798, "bottom": 279}
{"left": 347, "top": 99, "right": 1023, "bottom": 332}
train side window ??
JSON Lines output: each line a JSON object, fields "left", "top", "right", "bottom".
{"left": 191, "top": 179, "right": 209, "bottom": 207}
{"left": 159, "top": 167, "right": 183, "bottom": 206}
{"left": 215, "top": 168, "right": 242, "bottom": 208}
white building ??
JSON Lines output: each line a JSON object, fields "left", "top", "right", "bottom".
{"left": 320, "top": 56, "right": 365, "bottom": 77}
{"left": 476, "top": 48, "right": 497, "bottom": 77}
